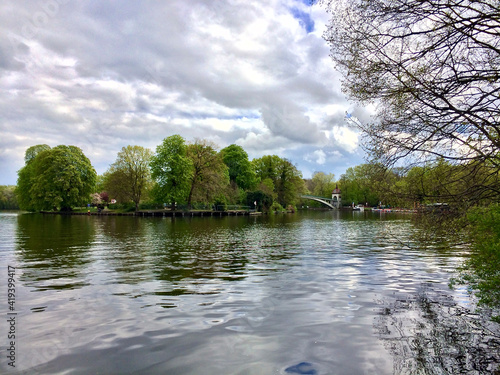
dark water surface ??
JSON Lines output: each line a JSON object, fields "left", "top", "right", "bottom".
{"left": 1, "top": 211, "right": 499, "bottom": 374}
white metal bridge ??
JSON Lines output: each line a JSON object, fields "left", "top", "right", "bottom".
{"left": 300, "top": 195, "right": 338, "bottom": 209}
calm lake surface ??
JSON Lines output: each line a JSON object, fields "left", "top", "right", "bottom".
{"left": 1, "top": 211, "right": 499, "bottom": 374}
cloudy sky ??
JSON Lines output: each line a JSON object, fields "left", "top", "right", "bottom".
{"left": 0, "top": 0, "right": 372, "bottom": 186}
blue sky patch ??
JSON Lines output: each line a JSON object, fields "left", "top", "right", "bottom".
{"left": 291, "top": 7, "right": 315, "bottom": 33}
{"left": 299, "top": 0, "right": 315, "bottom": 6}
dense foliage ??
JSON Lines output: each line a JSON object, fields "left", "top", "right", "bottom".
{"left": 220, "top": 144, "right": 256, "bottom": 191}
{"left": 145, "top": 137, "right": 307, "bottom": 211}
{"left": 253, "top": 155, "right": 306, "bottom": 207}
{"left": 0, "top": 186, "right": 18, "bottom": 209}
{"left": 187, "top": 140, "right": 229, "bottom": 208}
{"left": 338, "top": 165, "right": 380, "bottom": 207}
{"left": 16, "top": 145, "right": 96, "bottom": 211}
{"left": 464, "top": 206, "right": 500, "bottom": 319}
{"left": 103, "top": 145, "right": 153, "bottom": 211}
{"left": 12, "top": 137, "right": 314, "bottom": 213}
{"left": 307, "top": 172, "right": 336, "bottom": 198}
{"left": 12, "top": 139, "right": 497, "bottom": 214}
{"left": 150, "top": 135, "right": 194, "bottom": 209}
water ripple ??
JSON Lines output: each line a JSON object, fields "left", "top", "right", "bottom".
{"left": 2, "top": 211, "right": 499, "bottom": 374}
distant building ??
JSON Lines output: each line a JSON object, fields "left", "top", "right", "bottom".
{"left": 332, "top": 185, "right": 341, "bottom": 209}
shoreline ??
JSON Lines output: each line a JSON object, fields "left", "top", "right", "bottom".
{"left": 40, "top": 210, "right": 260, "bottom": 217}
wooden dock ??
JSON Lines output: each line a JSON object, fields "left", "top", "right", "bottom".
{"left": 41, "top": 210, "right": 256, "bottom": 217}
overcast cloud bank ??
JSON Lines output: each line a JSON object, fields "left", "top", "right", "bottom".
{"left": 0, "top": 0, "right": 370, "bottom": 185}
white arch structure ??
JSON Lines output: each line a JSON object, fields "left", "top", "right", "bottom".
{"left": 300, "top": 195, "right": 336, "bottom": 209}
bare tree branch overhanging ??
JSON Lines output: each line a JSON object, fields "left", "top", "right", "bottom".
{"left": 323, "top": 0, "right": 500, "bottom": 162}
{"left": 322, "top": 0, "right": 500, "bottom": 204}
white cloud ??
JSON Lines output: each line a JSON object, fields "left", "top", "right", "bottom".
{"left": 305, "top": 149, "right": 327, "bottom": 165}
{"left": 328, "top": 126, "right": 360, "bottom": 153}
{"left": 0, "top": 0, "right": 368, "bottom": 184}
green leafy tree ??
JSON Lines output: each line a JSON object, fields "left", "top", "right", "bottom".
{"left": 370, "top": 166, "right": 408, "bottom": 208}
{"left": 253, "top": 155, "right": 305, "bottom": 207}
{"left": 453, "top": 205, "right": 500, "bottom": 321}
{"left": 252, "top": 155, "right": 281, "bottom": 188}
{"left": 0, "top": 186, "right": 18, "bottom": 210}
{"left": 16, "top": 144, "right": 52, "bottom": 211}
{"left": 246, "top": 190, "right": 274, "bottom": 212}
{"left": 276, "top": 158, "right": 305, "bottom": 207}
{"left": 339, "top": 164, "right": 380, "bottom": 207}
{"left": 24, "top": 144, "right": 51, "bottom": 163}
{"left": 95, "top": 175, "right": 107, "bottom": 194}
{"left": 310, "top": 172, "right": 336, "bottom": 198}
{"left": 150, "top": 135, "right": 193, "bottom": 209}
{"left": 16, "top": 162, "right": 36, "bottom": 211}
{"left": 17, "top": 145, "right": 96, "bottom": 211}
{"left": 104, "top": 145, "right": 153, "bottom": 211}
{"left": 258, "top": 178, "right": 276, "bottom": 198}
{"left": 220, "top": 144, "right": 256, "bottom": 190}
{"left": 186, "top": 140, "right": 229, "bottom": 208}
{"left": 303, "top": 172, "right": 337, "bottom": 207}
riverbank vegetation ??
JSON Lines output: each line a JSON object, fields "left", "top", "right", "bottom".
{"left": 0, "top": 185, "right": 18, "bottom": 210}
{"left": 7, "top": 143, "right": 500, "bottom": 215}
{"left": 11, "top": 137, "right": 307, "bottom": 214}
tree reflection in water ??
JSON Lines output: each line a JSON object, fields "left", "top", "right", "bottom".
{"left": 375, "top": 285, "right": 500, "bottom": 374}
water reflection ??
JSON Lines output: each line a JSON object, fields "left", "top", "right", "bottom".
{"left": 16, "top": 213, "right": 94, "bottom": 290}
{"left": 375, "top": 284, "right": 500, "bottom": 374}
{"left": 4, "top": 211, "right": 500, "bottom": 374}
{"left": 95, "top": 216, "right": 153, "bottom": 284}
{"left": 133, "top": 217, "right": 297, "bottom": 295}
{"left": 94, "top": 215, "right": 304, "bottom": 296}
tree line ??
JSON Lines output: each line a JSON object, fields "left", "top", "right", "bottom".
{"left": 13, "top": 136, "right": 487, "bottom": 213}
{"left": 13, "top": 136, "right": 312, "bottom": 213}
{"left": 0, "top": 186, "right": 17, "bottom": 210}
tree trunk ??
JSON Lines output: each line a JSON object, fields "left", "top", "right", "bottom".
{"left": 187, "top": 185, "right": 194, "bottom": 210}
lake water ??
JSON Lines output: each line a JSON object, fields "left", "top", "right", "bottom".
{"left": 0, "top": 211, "right": 499, "bottom": 374}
